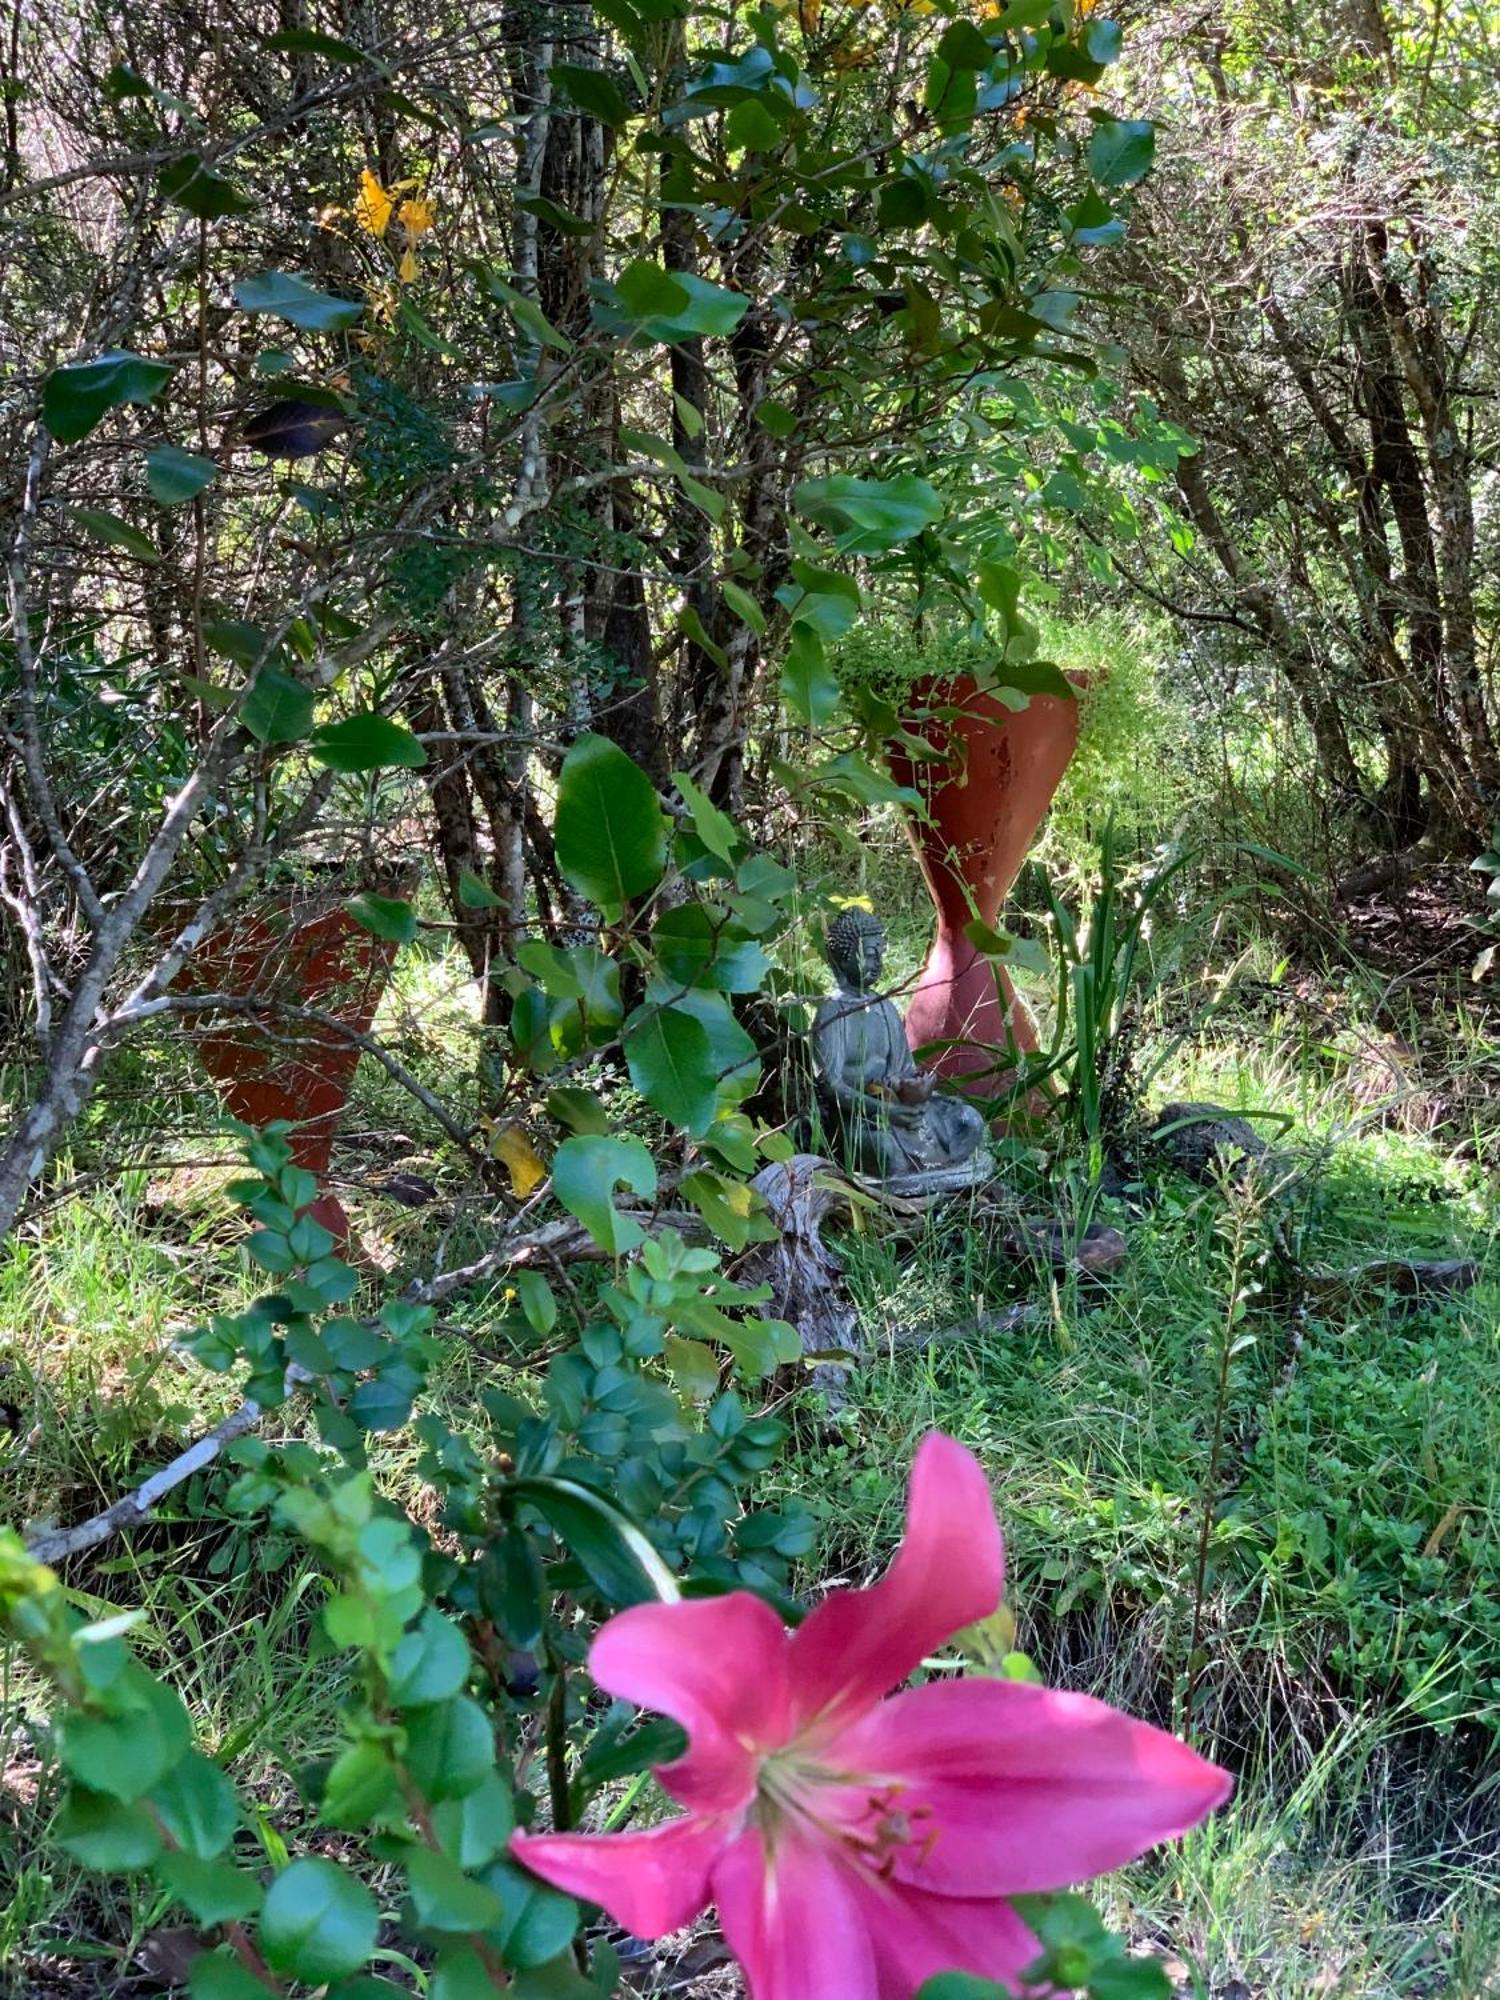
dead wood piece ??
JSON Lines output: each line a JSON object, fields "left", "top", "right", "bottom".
{"left": 739, "top": 1155, "right": 861, "bottom": 1402}
{"left": 1005, "top": 1218, "right": 1129, "bottom": 1279}
{"left": 1305, "top": 1257, "right": 1479, "bottom": 1310}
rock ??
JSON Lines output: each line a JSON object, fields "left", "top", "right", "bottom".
{"left": 1149, "top": 1101, "right": 1272, "bottom": 1182}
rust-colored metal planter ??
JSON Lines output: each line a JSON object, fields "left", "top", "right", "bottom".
{"left": 181, "top": 903, "right": 397, "bottom": 1242}
{"left": 887, "top": 674, "right": 1081, "bottom": 1100}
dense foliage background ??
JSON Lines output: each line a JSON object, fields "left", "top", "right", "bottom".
{"left": 1, "top": 1, "right": 1496, "bottom": 1996}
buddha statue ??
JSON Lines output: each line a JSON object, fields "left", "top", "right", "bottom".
{"left": 812, "top": 908, "right": 989, "bottom": 1179}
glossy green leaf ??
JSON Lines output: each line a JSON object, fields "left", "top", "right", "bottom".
{"left": 554, "top": 733, "right": 668, "bottom": 908}
{"left": 388, "top": 1609, "right": 471, "bottom": 1707}
{"left": 69, "top": 508, "right": 157, "bottom": 560}
{"left": 431, "top": 1771, "right": 515, "bottom": 1870}
{"left": 549, "top": 63, "right": 631, "bottom": 125}
{"left": 189, "top": 1957, "right": 278, "bottom": 1999}
{"left": 260, "top": 1857, "right": 379, "bottom": 1985}
{"left": 794, "top": 473, "right": 943, "bottom": 552}
{"left": 402, "top": 1695, "right": 496, "bottom": 1801}
{"left": 159, "top": 154, "right": 254, "bottom": 218}
{"left": 146, "top": 442, "right": 219, "bottom": 504}
{"left": 405, "top": 1847, "right": 505, "bottom": 1932}
{"left": 234, "top": 270, "right": 363, "bottom": 332}
{"left": 515, "top": 1269, "right": 558, "bottom": 1335}
{"left": 623, "top": 1003, "right": 719, "bottom": 1132}
{"left": 513, "top": 1474, "right": 680, "bottom": 1606}
{"left": 150, "top": 1750, "right": 241, "bottom": 1858}
{"left": 1088, "top": 118, "right": 1156, "bottom": 188}
{"left": 552, "top": 1134, "right": 657, "bottom": 1254}
{"left": 241, "top": 666, "right": 314, "bottom": 745}
{"left": 43, "top": 350, "right": 173, "bottom": 444}
{"left": 158, "top": 1851, "right": 263, "bottom": 1923}
{"left": 346, "top": 893, "right": 417, "bottom": 943}
{"left": 55, "top": 1787, "right": 162, "bottom": 1869}
{"left": 311, "top": 713, "right": 428, "bottom": 772}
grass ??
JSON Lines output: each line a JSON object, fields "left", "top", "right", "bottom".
{"left": 1, "top": 943, "right": 1497, "bottom": 1995}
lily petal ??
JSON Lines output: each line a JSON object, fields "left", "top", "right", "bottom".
{"left": 830, "top": 1675, "right": 1233, "bottom": 1897}
{"left": 711, "top": 1826, "right": 879, "bottom": 2000}
{"left": 789, "top": 1432, "right": 1004, "bottom": 1732}
{"left": 851, "top": 1872, "right": 1044, "bottom": 1997}
{"left": 510, "top": 1814, "right": 728, "bottom": 1939}
{"left": 589, "top": 1593, "right": 792, "bottom": 1810}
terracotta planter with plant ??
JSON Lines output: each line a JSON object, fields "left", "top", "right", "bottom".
{"left": 886, "top": 672, "right": 1081, "bottom": 1103}
{"left": 179, "top": 895, "right": 400, "bottom": 1242}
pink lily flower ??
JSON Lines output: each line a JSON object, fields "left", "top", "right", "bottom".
{"left": 511, "top": 1432, "right": 1231, "bottom": 1997}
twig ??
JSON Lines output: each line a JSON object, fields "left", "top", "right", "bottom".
{"left": 23, "top": 1367, "right": 311, "bottom": 1566}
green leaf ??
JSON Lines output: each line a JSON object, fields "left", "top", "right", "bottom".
{"left": 718, "top": 580, "right": 766, "bottom": 638}
{"left": 515, "top": 1269, "right": 558, "bottom": 1335}
{"left": 554, "top": 733, "right": 668, "bottom": 908}
{"left": 623, "top": 1004, "right": 719, "bottom": 1133}
{"left": 189, "top": 1957, "right": 279, "bottom": 1999}
{"left": 158, "top": 1851, "right": 263, "bottom": 1924}
{"left": 146, "top": 442, "right": 219, "bottom": 504}
{"left": 794, "top": 473, "right": 943, "bottom": 552}
{"left": 234, "top": 270, "right": 363, "bottom": 332}
{"left": 513, "top": 1475, "right": 680, "bottom": 1606}
{"left": 914, "top": 1977, "right": 1013, "bottom": 2000}
{"left": 755, "top": 400, "right": 797, "bottom": 439}
{"left": 260, "top": 1857, "right": 379, "bottom": 1985}
{"left": 405, "top": 1847, "right": 506, "bottom": 1932}
{"left": 484, "top": 273, "right": 574, "bottom": 354}
{"left": 241, "top": 666, "right": 314, "bottom": 745}
{"left": 544, "top": 1085, "right": 610, "bottom": 1136}
{"left": 43, "top": 350, "right": 173, "bottom": 444}
{"left": 402, "top": 1696, "right": 496, "bottom": 1801}
{"left": 1088, "top": 118, "right": 1155, "bottom": 187}
{"left": 651, "top": 906, "right": 768, "bottom": 992}
{"left": 725, "top": 96, "right": 783, "bottom": 151}
{"left": 68, "top": 508, "right": 157, "bottom": 560}
{"left": 613, "top": 261, "right": 749, "bottom": 342}
{"left": 264, "top": 28, "right": 371, "bottom": 61}
{"left": 458, "top": 867, "right": 505, "bottom": 909}
{"left": 483, "top": 1859, "right": 581, "bottom": 1969}
{"left": 549, "top": 63, "right": 631, "bottom": 125}
{"left": 311, "top": 713, "right": 428, "bottom": 772}
{"left": 346, "top": 893, "right": 417, "bottom": 944}
{"left": 1089, "top": 1958, "right": 1174, "bottom": 2000}
{"left": 551, "top": 1135, "right": 657, "bottom": 1255}
{"left": 431, "top": 1771, "right": 515, "bottom": 1869}
{"left": 150, "top": 1751, "right": 241, "bottom": 1858}
{"left": 1084, "top": 18, "right": 1124, "bottom": 64}
{"left": 320, "top": 1740, "right": 403, "bottom": 1828}
{"left": 936, "top": 20, "right": 996, "bottom": 67}
{"left": 159, "top": 153, "right": 255, "bottom": 218}
{"left": 388, "top": 1609, "right": 471, "bottom": 1707}
{"left": 55, "top": 1787, "right": 162, "bottom": 1869}
{"left": 780, "top": 625, "right": 841, "bottom": 727}
{"left": 56, "top": 1669, "right": 191, "bottom": 1803}
{"left": 614, "top": 259, "right": 688, "bottom": 319}
{"left": 673, "top": 770, "right": 740, "bottom": 861}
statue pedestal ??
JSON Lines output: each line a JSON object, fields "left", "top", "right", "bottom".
{"left": 887, "top": 673, "right": 1081, "bottom": 1106}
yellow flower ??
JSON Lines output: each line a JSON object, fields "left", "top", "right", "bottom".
{"left": 398, "top": 246, "right": 420, "bottom": 284}
{"left": 397, "top": 195, "right": 436, "bottom": 239}
{"left": 354, "top": 167, "right": 394, "bottom": 239}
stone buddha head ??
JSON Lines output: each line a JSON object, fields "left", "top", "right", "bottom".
{"left": 826, "top": 906, "right": 885, "bottom": 995}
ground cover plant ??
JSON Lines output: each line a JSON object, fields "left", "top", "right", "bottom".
{"left": 3, "top": 1, "right": 1499, "bottom": 1997}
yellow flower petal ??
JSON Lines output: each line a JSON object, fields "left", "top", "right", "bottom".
{"left": 354, "top": 167, "right": 394, "bottom": 239}
{"left": 397, "top": 195, "right": 436, "bottom": 239}
{"left": 398, "top": 245, "right": 419, "bottom": 284}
